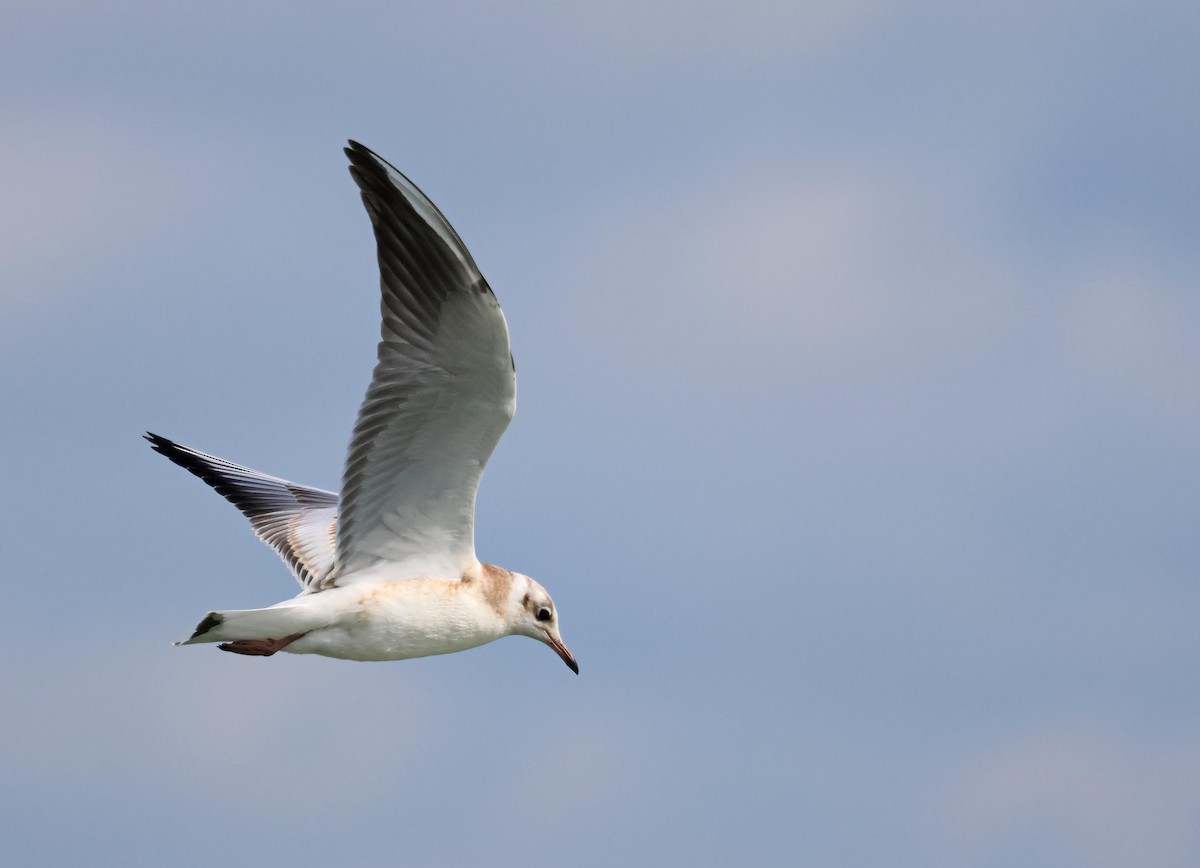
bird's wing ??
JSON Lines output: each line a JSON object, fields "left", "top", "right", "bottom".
{"left": 145, "top": 433, "right": 338, "bottom": 592}
{"left": 330, "top": 141, "right": 515, "bottom": 584}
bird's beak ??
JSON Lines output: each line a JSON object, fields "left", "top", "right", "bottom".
{"left": 546, "top": 635, "right": 579, "bottom": 674}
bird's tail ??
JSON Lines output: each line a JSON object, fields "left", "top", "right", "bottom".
{"left": 176, "top": 603, "right": 329, "bottom": 647}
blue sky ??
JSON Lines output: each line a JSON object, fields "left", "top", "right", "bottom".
{"left": 2, "top": 2, "right": 1198, "bottom": 865}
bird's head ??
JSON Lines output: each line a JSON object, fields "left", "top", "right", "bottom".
{"left": 510, "top": 574, "right": 578, "bottom": 674}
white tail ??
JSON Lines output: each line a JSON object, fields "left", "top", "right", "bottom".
{"left": 176, "top": 603, "right": 330, "bottom": 646}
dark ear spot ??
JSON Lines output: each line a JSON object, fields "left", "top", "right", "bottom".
{"left": 521, "top": 592, "right": 531, "bottom": 608}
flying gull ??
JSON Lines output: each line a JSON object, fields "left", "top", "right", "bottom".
{"left": 147, "top": 141, "right": 577, "bottom": 674}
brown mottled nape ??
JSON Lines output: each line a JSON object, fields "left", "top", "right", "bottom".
{"left": 461, "top": 562, "right": 517, "bottom": 615}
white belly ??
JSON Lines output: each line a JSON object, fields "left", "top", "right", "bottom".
{"left": 283, "top": 580, "right": 508, "bottom": 662}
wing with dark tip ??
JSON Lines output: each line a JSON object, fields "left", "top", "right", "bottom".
{"left": 145, "top": 433, "right": 338, "bottom": 592}
{"left": 333, "top": 142, "right": 516, "bottom": 583}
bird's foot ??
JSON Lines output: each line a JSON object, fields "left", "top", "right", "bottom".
{"left": 217, "top": 632, "right": 306, "bottom": 657}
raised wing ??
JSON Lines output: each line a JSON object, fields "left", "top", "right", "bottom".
{"left": 145, "top": 433, "right": 338, "bottom": 592}
{"left": 332, "top": 142, "right": 515, "bottom": 583}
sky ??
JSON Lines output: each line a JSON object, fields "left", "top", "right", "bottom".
{"left": 2, "top": 1, "right": 1198, "bottom": 865}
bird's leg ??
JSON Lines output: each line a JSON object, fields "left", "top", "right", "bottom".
{"left": 217, "top": 632, "right": 307, "bottom": 657}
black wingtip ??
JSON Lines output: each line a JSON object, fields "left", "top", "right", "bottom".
{"left": 344, "top": 141, "right": 415, "bottom": 194}
{"left": 145, "top": 431, "right": 170, "bottom": 453}
{"left": 345, "top": 141, "right": 379, "bottom": 187}
{"left": 144, "top": 433, "right": 220, "bottom": 480}
{"left": 344, "top": 139, "right": 377, "bottom": 168}
{"left": 144, "top": 431, "right": 185, "bottom": 461}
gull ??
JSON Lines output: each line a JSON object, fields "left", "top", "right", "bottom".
{"left": 146, "top": 141, "right": 577, "bottom": 674}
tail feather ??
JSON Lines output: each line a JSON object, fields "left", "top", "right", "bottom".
{"left": 176, "top": 604, "right": 329, "bottom": 646}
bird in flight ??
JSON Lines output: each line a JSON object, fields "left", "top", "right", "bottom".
{"left": 147, "top": 141, "right": 577, "bottom": 674}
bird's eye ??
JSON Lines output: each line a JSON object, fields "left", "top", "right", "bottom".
{"left": 536, "top": 607, "right": 552, "bottom": 622}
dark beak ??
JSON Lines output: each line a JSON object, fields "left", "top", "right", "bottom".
{"left": 547, "top": 636, "right": 579, "bottom": 674}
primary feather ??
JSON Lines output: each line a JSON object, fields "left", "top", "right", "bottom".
{"left": 144, "top": 433, "right": 338, "bottom": 591}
